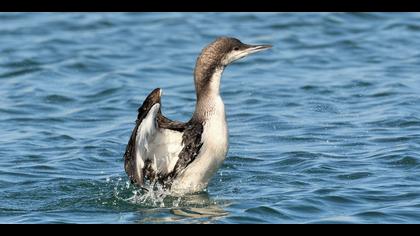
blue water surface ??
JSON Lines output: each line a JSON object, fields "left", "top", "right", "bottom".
{"left": 1, "top": 12, "right": 420, "bottom": 223}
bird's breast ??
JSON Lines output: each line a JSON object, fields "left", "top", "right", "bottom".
{"left": 171, "top": 97, "right": 229, "bottom": 195}
{"left": 201, "top": 96, "right": 229, "bottom": 163}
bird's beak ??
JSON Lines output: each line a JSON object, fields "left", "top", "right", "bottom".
{"left": 226, "top": 43, "right": 272, "bottom": 65}
{"left": 242, "top": 44, "right": 272, "bottom": 56}
{"left": 235, "top": 44, "right": 272, "bottom": 61}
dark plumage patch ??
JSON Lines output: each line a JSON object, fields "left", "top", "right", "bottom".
{"left": 157, "top": 112, "right": 187, "bottom": 132}
{"left": 163, "top": 120, "right": 203, "bottom": 187}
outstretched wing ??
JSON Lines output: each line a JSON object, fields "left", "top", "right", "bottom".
{"left": 124, "top": 88, "right": 162, "bottom": 186}
{"left": 124, "top": 88, "right": 188, "bottom": 187}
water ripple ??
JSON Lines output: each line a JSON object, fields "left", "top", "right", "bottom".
{"left": 1, "top": 12, "right": 420, "bottom": 224}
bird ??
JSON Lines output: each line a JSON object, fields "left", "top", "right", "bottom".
{"left": 124, "top": 37, "right": 272, "bottom": 195}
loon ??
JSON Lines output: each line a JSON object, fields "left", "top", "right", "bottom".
{"left": 124, "top": 37, "right": 271, "bottom": 195}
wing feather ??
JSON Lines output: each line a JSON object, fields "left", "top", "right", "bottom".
{"left": 165, "top": 120, "right": 203, "bottom": 185}
{"left": 124, "top": 88, "right": 161, "bottom": 186}
{"left": 124, "top": 88, "right": 189, "bottom": 187}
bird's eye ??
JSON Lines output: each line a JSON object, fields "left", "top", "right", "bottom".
{"left": 233, "top": 47, "right": 239, "bottom": 51}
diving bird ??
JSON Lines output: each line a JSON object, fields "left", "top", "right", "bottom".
{"left": 124, "top": 37, "right": 271, "bottom": 195}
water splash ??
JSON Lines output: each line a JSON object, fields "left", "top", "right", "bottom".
{"left": 101, "top": 175, "right": 175, "bottom": 207}
{"left": 125, "top": 182, "right": 172, "bottom": 207}
{"left": 98, "top": 175, "right": 230, "bottom": 223}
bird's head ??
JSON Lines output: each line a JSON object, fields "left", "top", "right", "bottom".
{"left": 197, "top": 37, "right": 272, "bottom": 68}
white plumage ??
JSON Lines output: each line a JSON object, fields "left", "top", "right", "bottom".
{"left": 135, "top": 104, "right": 184, "bottom": 177}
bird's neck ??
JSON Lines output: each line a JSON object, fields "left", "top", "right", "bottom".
{"left": 193, "top": 63, "right": 226, "bottom": 121}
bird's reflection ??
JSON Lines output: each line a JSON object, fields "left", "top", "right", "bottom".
{"left": 134, "top": 192, "right": 230, "bottom": 223}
